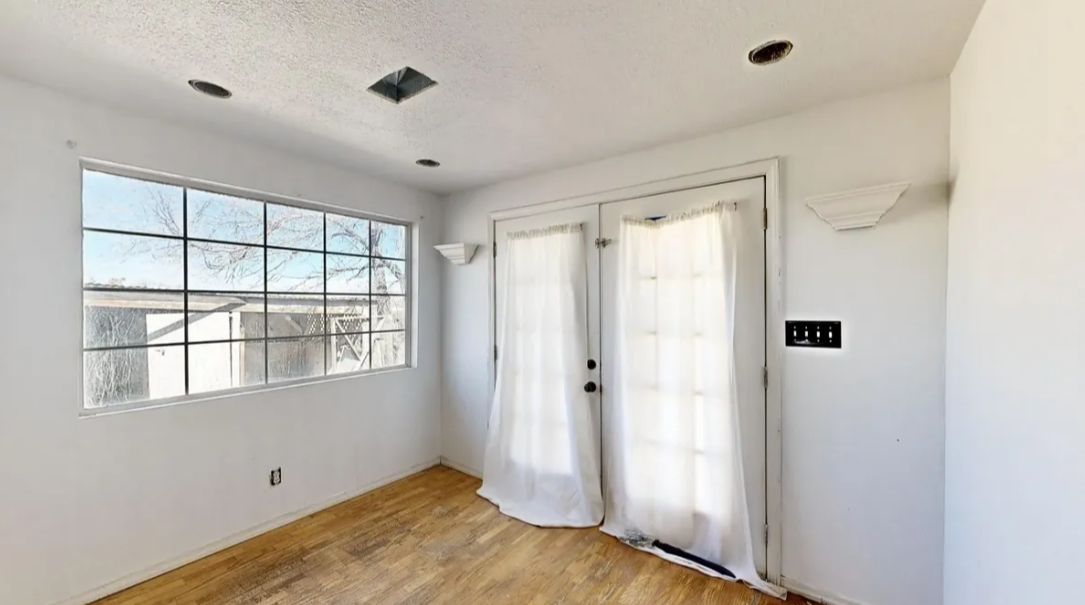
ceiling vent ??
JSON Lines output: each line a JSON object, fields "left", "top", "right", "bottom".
{"left": 368, "top": 67, "right": 438, "bottom": 104}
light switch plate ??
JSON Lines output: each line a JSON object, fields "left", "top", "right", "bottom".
{"left": 785, "top": 321, "right": 842, "bottom": 349}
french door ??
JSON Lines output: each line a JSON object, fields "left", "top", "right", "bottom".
{"left": 493, "top": 177, "right": 768, "bottom": 575}
{"left": 494, "top": 205, "right": 603, "bottom": 472}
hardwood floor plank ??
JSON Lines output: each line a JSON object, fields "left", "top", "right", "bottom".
{"left": 94, "top": 467, "right": 805, "bottom": 605}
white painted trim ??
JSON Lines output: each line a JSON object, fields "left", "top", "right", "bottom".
{"left": 805, "top": 182, "right": 910, "bottom": 231}
{"left": 490, "top": 158, "right": 780, "bottom": 221}
{"left": 440, "top": 456, "right": 484, "bottom": 479}
{"left": 782, "top": 576, "right": 874, "bottom": 605}
{"left": 80, "top": 157, "right": 424, "bottom": 224}
{"left": 485, "top": 157, "right": 785, "bottom": 586}
{"left": 762, "top": 158, "right": 785, "bottom": 586}
{"left": 434, "top": 243, "right": 479, "bottom": 265}
{"left": 79, "top": 365, "right": 415, "bottom": 419}
{"left": 53, "top": 458, "right": 441, "bottom": 605}
{"left": 487, "top": 222, "right": 497, "bottom": 450}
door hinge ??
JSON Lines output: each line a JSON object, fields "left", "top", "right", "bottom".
{"left": 762, "top": 366, "right": 769, "bottom": 389}
{"left": 595, "top": 237, "right": 612, "bottom": 249}
{"left": 763, "top": 207, "right": 768, "bottom": 231}
{"left": 494, "top": 345, "right": 498, "bottom": 363}
{"left": 763, "top": 524, "right": 770, "bottom": 545}
{"left": 493, "top": 244, "right": 497, "bottom": 258}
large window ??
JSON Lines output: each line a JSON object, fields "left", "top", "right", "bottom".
{"left": 82, "top": 167, "right": 410, "bottom": 411}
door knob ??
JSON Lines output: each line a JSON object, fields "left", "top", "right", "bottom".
{"left": 584, "top": 381, "right": 598, "bottom": 393}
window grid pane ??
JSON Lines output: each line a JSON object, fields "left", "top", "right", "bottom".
{"left": 81, "top": 169, "right": 410, "bottom": 410}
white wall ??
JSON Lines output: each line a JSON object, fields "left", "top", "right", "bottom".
{"left": 945, "top": 0, "right": 1085, "bottom": 602}
{"left": 0, "top": 75, "right": 444, "bottom": 605}
{"left": 442, "top": 81, "right": 949, "bottom": 605}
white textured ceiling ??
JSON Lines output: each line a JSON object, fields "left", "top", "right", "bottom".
{"left": 0, "top": 0, "right": 984, "bottom": 194}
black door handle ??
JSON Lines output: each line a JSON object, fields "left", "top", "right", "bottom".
{"left": 584, "top": 381, "right": 598, "bottom": 393}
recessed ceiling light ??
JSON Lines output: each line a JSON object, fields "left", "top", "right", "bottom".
{"left": 416, "top": 159, "right": 441, "bottom": 168}
{"left": 188, "top": 79, "right": 232, "bottom": 99}
{"left": 748, "top": 40, "right": 794, "bottom": 66}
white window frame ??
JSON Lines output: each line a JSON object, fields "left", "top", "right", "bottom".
{"left": 80, "top": 160, "right": 413, "bottom": 416}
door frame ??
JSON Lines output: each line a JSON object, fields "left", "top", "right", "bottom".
{"left": 486, "top": 157, "right": 784, "bottom": 587}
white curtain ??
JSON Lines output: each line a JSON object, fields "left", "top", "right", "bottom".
{"left": 600, "top": 203, "right": 782, "bottom": 597}
{"left": 478, "top": 223, "right": 604, "bottom": 527}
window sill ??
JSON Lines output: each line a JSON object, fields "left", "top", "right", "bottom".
{"left": 79, "top": 364, "right": 414, "bottom": 419}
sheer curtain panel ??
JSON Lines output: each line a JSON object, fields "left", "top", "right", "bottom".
{"left": 478, "top": 223, "right": 604, "bottom": 527}
{"left": 600, "top": 204, "right": 782, "bottom": 597}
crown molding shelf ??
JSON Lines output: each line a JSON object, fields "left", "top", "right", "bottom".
{"left": 806, "top": 182, "right": 910, "bottom": 231}
{"left": 434, "top": 243, "right": 478, "bottom": 265}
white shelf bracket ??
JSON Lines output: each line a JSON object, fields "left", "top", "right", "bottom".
{"left": 434, "top": 243, "right": 479, "bottom": 265}
{"left": 806, "top": 182, "right": 910, "bottom": 231}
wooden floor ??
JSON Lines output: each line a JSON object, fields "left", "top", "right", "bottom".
{"left": 96, "top": 466, "right": 806, "bottom": 605}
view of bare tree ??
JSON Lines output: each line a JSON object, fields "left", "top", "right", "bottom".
{"left": 103, "top": 184, "right": 405, "bottom": 296}
{"left": 83, "top": 176, "right": 408, "bottom": 408}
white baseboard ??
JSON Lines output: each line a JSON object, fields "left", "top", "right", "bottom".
{"left": 439, "top": 456, "right": 483, "bottom": 479}
{"left": 55, "top": 458, "right": 441, "bottom": 605}
{"left": 782, "top": 577, "right": 873, "bottom": 605}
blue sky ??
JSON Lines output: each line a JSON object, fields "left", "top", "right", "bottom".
{"left": 83, "top": 170, "right": 405, "bottom": 291}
